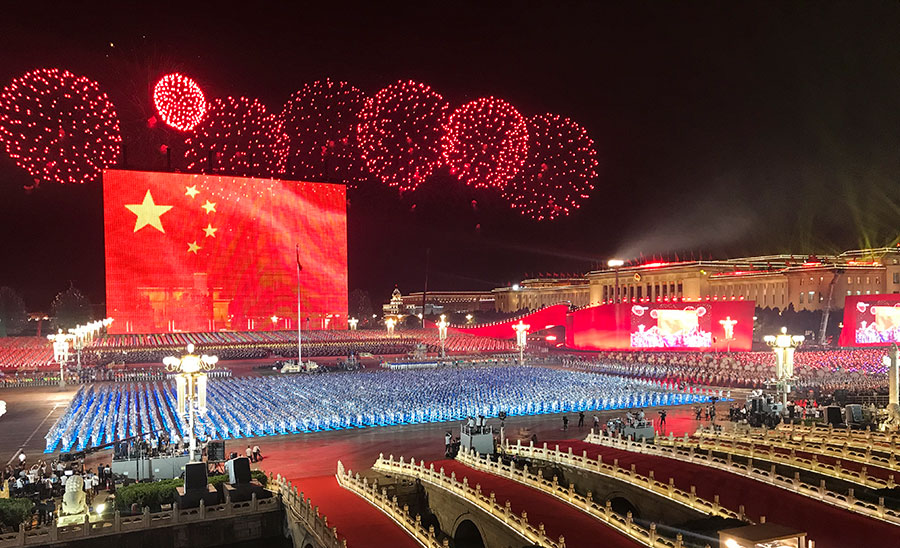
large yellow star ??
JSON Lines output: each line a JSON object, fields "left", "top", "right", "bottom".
{"left": 187, "top": 241, "right": 201, "bottom": 254}
{"left": 201, "top": 200, "right": 216, "bottom": 214}
{"left": 202, "top": 223, "right": 218, "bottom": 238}
{"left": 185, "top": 185, "right": 200, "bottom": 198}
{"left": 125, "top": 190, "right": 172, "bottom": 233}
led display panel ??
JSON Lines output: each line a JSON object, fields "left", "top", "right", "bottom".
{"left": 839, "top": 294, "right": 900, "bottom": 346}
{"left": 566, "top": 301, "right": 753, "bottom": 351}
{"left": 103, "top": 170, "right": 347, "bottom": 333}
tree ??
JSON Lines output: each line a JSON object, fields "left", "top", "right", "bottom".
{"left": 0, "top": 287, "right": 27, "bottom": 337}
{"left": 51, "top": 285, "right": 92, "bottom": 330}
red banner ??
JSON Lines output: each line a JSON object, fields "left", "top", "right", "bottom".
{"left": 103, "top": 170, "right": 347, "bottom": 333}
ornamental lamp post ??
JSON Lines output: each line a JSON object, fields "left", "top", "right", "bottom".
{"left": 48, "top": 330, "right": 74, "bottom": 388}
{"left": 348, "top": 317, "right": 359, "bottom": 331}
{"left": 763, "top": 327, "right": 804, "bottom": 410}
{"left": 513, "top": 320, "right": 530, "bottom": 365}
{"left": 437, "top": 314, "right": 449, "bottom": 358}
{"left": 163, "top": 344, "right": 218, "bottom": 462}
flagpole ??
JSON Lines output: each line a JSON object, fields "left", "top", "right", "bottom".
{"left": 296, "top": 244, "right": 302, "bottom": 366}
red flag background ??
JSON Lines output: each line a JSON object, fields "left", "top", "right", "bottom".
{"left": 103, "top": 170, "right": 347, "bottom": 333}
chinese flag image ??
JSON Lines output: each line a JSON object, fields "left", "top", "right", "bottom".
{"left": 103, "top": 170, "right": 348, "bottom": 334}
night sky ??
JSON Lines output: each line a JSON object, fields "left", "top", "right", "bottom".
{"left": 0, "top": 2, "right": 899, "bottom": 310}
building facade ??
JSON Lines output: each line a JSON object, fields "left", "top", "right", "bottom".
{"left": 493, "top": 248, "right": 900, "bottom": 313}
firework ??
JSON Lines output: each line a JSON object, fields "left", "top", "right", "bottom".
{"left": 153, "top": 73, "right": 207, "bottom": 132}
{"left": 442, "top": 96, "right": 528, "bottom": 190}
{"left": 504, "top": 113, "right": 598, "bottom": 221}
{"left": 0, "top": 68, "right": 121, "bottom": 186}
{"left": 357, "top": 80, "right": 447, "bottom": 192}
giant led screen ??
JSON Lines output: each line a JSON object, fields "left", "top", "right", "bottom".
{"left": 839, "top": 294, "right": 900, "bottom": 347}
{"left": 566, "top": 301, "right": 753, "bottom": 351}
{"left": 103, "top": 170, "right": 348, "bottom": 334}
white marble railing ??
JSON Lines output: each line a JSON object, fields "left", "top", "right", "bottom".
{"left": 583, "top": 431, "right": 900, "bottom": 527}
{"left": 0, "top": 488, "right": 280, "bottom": 548}
{"left": 371, "top": 453, "right": 565, "bottom": 548}
{"left": 694, "top": 427, "right": 900, "bottom": 472}
{"left": 456, "top": 448, "right": 706, "bottom": 548}
{"left": 774, "top": 423, "right": 900, "bottom": 452}
{"left": 502, "top": 439, "right": 746, "bottom": 521}
{"left": 336, "top": 461, "right": 448, "bottom": 548}
{"left": 269, "top": 475, "right": 346, "bottom": 548}
{"left": 662, "top": 433, "right": 894, "bottom": 490}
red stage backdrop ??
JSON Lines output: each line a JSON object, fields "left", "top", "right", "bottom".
{"left": 103, "top": 170, "right": 348, "bottom": 333}
{"left": 443, "top": 304, "right": 569, "bottom": 339}
{"left": 566, "top": 301, "right": 753, "bottom": 351}
{"left": 839, "top": 294, "right": 900, "bottom": 347}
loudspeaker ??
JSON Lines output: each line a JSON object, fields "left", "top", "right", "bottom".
{"left": 207, "top": 440, "right": 226, "bottom": 462}
{"left": 226, "top": 457, "right": 252, "bottom": 484}
{"left": 184, "top": 462, "right": 208, "bottom": 491}
{"left": 825, "top": 406, "right": 842, "bottom": 426}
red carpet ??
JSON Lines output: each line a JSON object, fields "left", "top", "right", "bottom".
{"left": 433, "top": 459, "right": 642, "bottom": 548}
{"left": 278, "top": 475, "right": 421, "bottom": 548}
{"left": 552, "top": 440, "right": 893, "bottom": 548}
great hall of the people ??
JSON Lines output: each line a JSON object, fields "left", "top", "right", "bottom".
{"left": 389, "top": 247, "right": 900, "bottom": 316}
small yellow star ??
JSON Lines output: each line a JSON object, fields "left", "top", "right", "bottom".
{"left": 202, "top": 224, "right": 218, "bottom": 238}
{"left": 201, "top": 200, "right": 216, "bottom": 214}
{"left": 185, "top": 185, "right": 200, "bottom": 198}
{"left": 187, "top": 241, "right": 201, "bottom": 254}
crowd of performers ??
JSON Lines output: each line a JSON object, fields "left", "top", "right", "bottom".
{"left": 45, "top": 366, "right": 711, "bottom": 451}
{"left": 560, "top": 347, "right": 889, "bottom": 395}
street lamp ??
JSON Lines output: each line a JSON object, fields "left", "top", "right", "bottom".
{"left": 385, "top": 317, "right": 396, "bottom": 336}
{"left": 437, "top": 314, "right": 449, "bottom": 358}
{"left": 48, "top": 330, "right": 74, "bottom": 388}
{"left": 67, "top": 318, "right": 114, "bottom": 373}
{"left": 513, "top": 320, "right": 530, "bottom": 365}
{"left": 465, "top": 314, "right": 474, "bottom": 324}
{"left": 763, "top": 327, "right": 804, "bottom": 409}
{"left": 163, "top": 344, "right": 218, "bottom": 462}
{"left": 608, "top": 259, "right": 624, "bottom": 303}
{"left": 348, "top": 317, "right": 359, "bottom": 331}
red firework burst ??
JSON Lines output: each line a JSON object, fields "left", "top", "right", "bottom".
{"left": 279, "top": 79, "right": 367, "bottom": 185}
{"left": 442, "top": 96, "right": 528, "bottom": 190}
{"left": 357, "top": 80, "right": 447, "bottom": 192}
{"left": 503, "top": 113, "right": 598, "bottom": 221}
{"left": 0, "top": 68, "right": 121, "bottom": 186}
{"left": 153, "top": 73, "right": 207, "bottom": 132}
{"left": 184, "top": 96, "right": 284, "bottom": 177}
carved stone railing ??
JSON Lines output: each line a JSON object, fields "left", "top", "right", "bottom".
{"left": 269, "top": 474, "right": 346, "bottom": 548}
{"left": 336, "top": 461, "right": 448, "bottom": 548}
{"left": 773, "top": 423, "right": 900, "bottom": 452}
{"left": 583, "top": 431, "right": 900, "bottom": 527}
{"left": 0, "top": 487, "right": 281, "bottom": 548}
{"left": 660, "top": 433, "right": 894, "bottom": 490}
{"left": 371, "top": 453, "right": 565, "bottom": 548}
{"left": 502, "top": 439, "right": 746, "bottom": 522}
{"left": 457, "top": 447, "right": 708, "bottom": 548}
{"left": 693, "top": 427, "right": 900, "bottom": 473}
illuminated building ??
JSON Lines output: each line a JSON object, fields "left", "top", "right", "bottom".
{"left": 492, "top": 247, "right": 900, "bottom": 313}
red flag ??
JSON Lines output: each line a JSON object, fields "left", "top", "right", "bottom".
{"left": 103, "top": 170, "right": 347, "bottom": 333}
{"left": 296, "top": 244, "right": 303, "bottom": 271}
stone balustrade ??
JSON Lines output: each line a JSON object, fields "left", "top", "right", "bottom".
{"left": 269, "top": 474, "right": 346, "bottom": 548}
{"left": 455, "top": 447, "right": 706, "bottom": 548}
{"left": 336, "top": 461, "right": 448, "bottom": 548}
{"left": 371, "top": 453, "right": 565, "bottom": 548}
{"left": 695, "top": 427, "right": 900, "bottom": 472}
{"left": 584, "top": 430, "right": 900, "bottom": 527}
{"left": 0, "top": 488, "right": 278, "bottom": 548}
{"left": 660, "top": 432, "right": 894, "bottom": 490}
{"left": 503, "top": 439, "right": 746, "bottom": 522}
